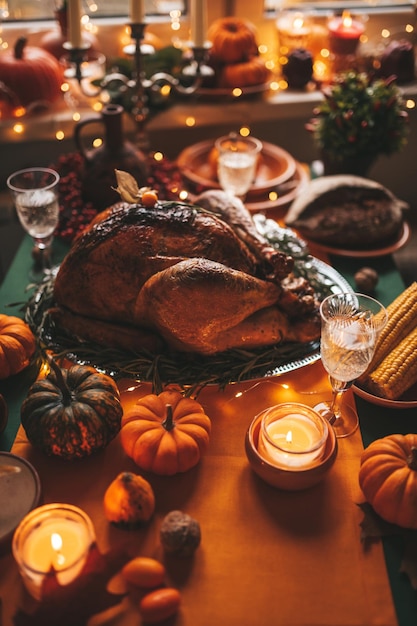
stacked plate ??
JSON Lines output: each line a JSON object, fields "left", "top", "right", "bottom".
{"left": 177, "top": 139, "right": 308, "bottom": 215}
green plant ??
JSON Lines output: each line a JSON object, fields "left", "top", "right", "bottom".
{"left": 306, "top": 71, "right": 409, "bottom": 161}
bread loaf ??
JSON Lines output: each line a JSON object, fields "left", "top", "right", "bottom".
{"left": 285, "top": 175, "right": 407, "bottom": 247}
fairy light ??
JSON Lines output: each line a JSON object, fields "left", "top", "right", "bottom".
{"left": 405, "top": 23, "right": 414, "bottom": 33}
{"left": 179, "top": 190, "right": 189, "bottom": 200}
{"left": 160, "top": 84, "right": 171, "bottom": 97}
{"left": 239, "top": 127, "right": 250, "bottom": 137}
{"left": 278, "top": 79, "right": 288, "bottom": 90}
{"left": 270, "top": 81, "right": 279, "bottom": 91}
{"left": 232, "top": 88, "right": 243, "bottom": 98}
{"left": 406, "top": 99, "right": 416, "bottom": 109}
{"left": 14, "top": 106, "right": 26, "bottom": 118}
{"left": 381, "top": 28, "right": 390, "bottom": 39}
{"left": 61, "top": 82, "right": 70, "bottom": 93}
{"left": 153, "top": 151, "right": 164, "bottom": 161}
{"left": 92, "top": 101, "right": 103, "bottom": 112}
{"left": 269, "top": 191, "right": 278, "bottom": 201}
{"left": 185, "top": 116, "right": 196, "bottom": 127}
{"left": 13, "top": 123, "right": 24, "bottom": 134}
{"left": 170, "top": 9, "right": 182, "bottom": 32}
{"left": 55, "top": 130, "right": 65, "bottom": 141}
{"left": 258, "top": 44, "right": 268, "bottom": 54}
{"left": 73, "top": 112, "right": 81, "bottom": 121}
{"left": 92, "top": 137, "right": 103, "bottom": 148}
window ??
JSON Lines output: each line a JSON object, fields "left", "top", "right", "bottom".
{"left": 264, "top": 0, "right": 415, "bottom": 12}
{"left": 3, "top": 0, "right": 186, "bottom": 21}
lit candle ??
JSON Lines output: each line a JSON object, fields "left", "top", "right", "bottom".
{"left": 258, "top": 403, "right": 328, "bottom": 469}
{"left": 190, "top": 0, "right": 207, "bottom": 47}
{"left": 328, "top": 11, "right": 365, "bottom": 55}
{"left": 276, "top": 11, "right": 311, "bottom": 53}
{"left": 130, "top": 0, "right": 145, "bottom": 23}
{"left": 67, "top": 0, "right": 82, "bottom": 48}
{"left": 12, "top": 504, "right": 95, "bottom": 600}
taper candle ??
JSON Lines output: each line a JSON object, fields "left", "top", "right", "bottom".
{"left": 68, "top": 0, "right": 82, "bottom": 48}
{"left": 190, "top": 0, "right": 207, "bottom": 47}
{"left": 130, "top": 0, "right": 145, "bottom": 23}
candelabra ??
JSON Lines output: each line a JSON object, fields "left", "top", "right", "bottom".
{"left": 64, "top": 23, "right": 213, "bottom": 148}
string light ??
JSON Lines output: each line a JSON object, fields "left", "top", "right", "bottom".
{"left": 185, "top": 116, "right": 196, "bottom": 127}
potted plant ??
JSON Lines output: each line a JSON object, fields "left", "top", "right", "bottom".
{"left": 306, "top": 71, "right": 409, "bottom": 176}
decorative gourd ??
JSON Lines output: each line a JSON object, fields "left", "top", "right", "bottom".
{"left": 120, "top": 388, "right": 211, "bottom": 475}
{"left": 219, "top": 56, "right": 270, "bottom": 88}
{"left": 207, "top": 17, "right": 258, "bottom": 64}
{"left": 103, "top": 471, "right": 155, "bottom": 526}
{"left": 0, "top": 37, "right": 63, "bottom": 107}
{"left": 359, "top": 434, "right": 417, "bottom": 529}
{"left": 21, "top": 360, "right": 123, "bottom": 459}
{"left": 0, "top": 314, "right": 36, "bottom": 380}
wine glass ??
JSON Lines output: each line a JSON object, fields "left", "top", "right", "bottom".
{"left": 314, "top": 292, "right": 387, "bottom": 438}
{"left": 215, "top": 133, "right": 262, "bottom": 199}
{"left": 7, "top": 167, "right": 60, "bottom": 282}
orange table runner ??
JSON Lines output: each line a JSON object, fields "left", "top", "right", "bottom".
{"left": 0, "top": 361, "right": 398, "bottom": 626}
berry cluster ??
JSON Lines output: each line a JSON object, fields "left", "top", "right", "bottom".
{"left": 52, "top": 151, "right": 184, "bottom": 243}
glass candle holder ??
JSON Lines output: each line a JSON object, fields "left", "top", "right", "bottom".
{"left": 258, "top": 403, "right": 328, "bottom": 469}
{"left": 12, "top": 503, "right": 95, "bottom": 600}
{"left": 276, "top": 11, "right": 312, "bottom": 54}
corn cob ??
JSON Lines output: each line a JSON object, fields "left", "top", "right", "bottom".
{"left": 366, "top": 325, "right": 417, "bottom": 400}
{"left": 367, "top": 281, "right": 417, "bottom": 371}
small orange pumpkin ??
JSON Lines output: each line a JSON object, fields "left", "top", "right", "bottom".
{"left": 120, "top": 388, "right": 211, "bottom": 475}
{"left": 0, "top": 314, "right": 36, "bottom": 380}
{"left": 359, "top": 434, "right": 417, "bottom": 529}
{"left": 208, "top": 17, "right": 258, "bottom": 65}
{"left": 218, "top": 56, "right": 271, "bottom": 88}
{"left": 0, "top": 37, "right": 63, "bottom": 107}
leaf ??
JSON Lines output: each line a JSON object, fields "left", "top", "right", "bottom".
{"left": 113, "top": 170, "right": 140, "bottom": 203}
{"left": 401, "top": 535, "right": 417, "bottom": 590}
{"left": 357, "top": 502, "right": 401, "bottom": 545}
{"left": 14, "top": 543, "right": 129, "bottom": 626}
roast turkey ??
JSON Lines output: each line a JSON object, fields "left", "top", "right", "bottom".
{"left": 52, "top": 191, "right": 320, "bottom": 355}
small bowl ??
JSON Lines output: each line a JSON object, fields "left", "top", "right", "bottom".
{"left": 245, "top": 412, "right": 338, "bottom": 491}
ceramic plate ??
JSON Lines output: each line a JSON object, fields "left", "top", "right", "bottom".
{"left": 353, "top": 382, "right": 417, "bottom": 409}
{"left": 299, "top": 222, "right": 410, "bottom": 259}
{"left": 177, "top": 139, "right": 297, "bottom": 199}
{"left": 0, "top": 452, "right": 42, "bottom": 552}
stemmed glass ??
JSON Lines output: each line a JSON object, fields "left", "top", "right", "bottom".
{"left": 7, "top": 167, "right": 60, "bottom": 282}
{"left": 215, "top": 133, "right": 262, "bottom": 199}
{"left": 314, "top": 292, "right": 388, "bottom": 438}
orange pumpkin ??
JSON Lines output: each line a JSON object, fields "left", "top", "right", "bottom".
{"left": 0, "top": 314, "right": 36, "bottom": 380}
{"left": 0, "top": 37, "right": 63, "bottom": 107}
{"left": 120, "top": 388, "right": 211, "bottom": 475}
{"left": 208, "top": 17, "right": 258, "bottom": 64}
{"left": 219, "top": 56, "right": 271, "bottom": 88}
{"left": 359, "top": 434, "right": 417, "bottom": 529}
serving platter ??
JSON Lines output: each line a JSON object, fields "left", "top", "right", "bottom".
{"left": 177, "top": 139, "right": 297, "bottom": 200}
{"left": 353, "top": 381, "right": 417, "bottom": 409}
{"left": 26, "top": 254, "right": 351, "bottom": 391}
{"left": 299, "top": 221, "right": 410, "bottom": 259}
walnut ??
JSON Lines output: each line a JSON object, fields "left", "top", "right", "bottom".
{"left": 160, "top": 510, "right": 201, "bottom": 557}
{"left": 354, "top": 267, "right": 379, "bottom": 293}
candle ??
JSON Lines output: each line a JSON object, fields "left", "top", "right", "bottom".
{"left": 190, "top": 0, "right": 207, "bottom": 47}
{"left": 276, "top": 11, "right": 311, "bottom": 53}
{"left": 67, "top": 0, "right": 82, "bottom": 48}
{"left": 258, "top": 403, "right": 328, "bottom": 469}
{"left": 328, "top": 11, "right": 365, "bottom": 55}
{"left": 130, "top": 0, "right": 145, "bottom": 23}
{"left": 12, "top": 504, "right": 95, "bottom": 600}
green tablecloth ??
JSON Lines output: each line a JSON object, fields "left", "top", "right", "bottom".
{"left": 0, "top": 235, "right": 416, "bottom": 625}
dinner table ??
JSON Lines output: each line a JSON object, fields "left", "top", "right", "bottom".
{"left": 0, "top": 220, "right": 416, "bottom": 626}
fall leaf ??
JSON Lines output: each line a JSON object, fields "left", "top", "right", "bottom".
{"left": 401, "top": 536, "right": 417, "bottom": 590}
{"left": 14, "top": 543, "right": 129, "bottom": 626}
{"left": 358, "top": 502, "right": 401, "bottom": 545}
{"left": 113, "top": 169, "right": 140, "bottom": 203}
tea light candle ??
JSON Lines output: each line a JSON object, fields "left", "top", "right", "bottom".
{"left": 328, "top": 11, "right": 365, "bottom": 55}
{"left": 67, "top": 0, "right": 82, "bottom": 49}
{"left": 12, "top": 504, "right": 95, "bottom": 600}
{"left": 258, "top": 403, "right": 328, "bottom": 469}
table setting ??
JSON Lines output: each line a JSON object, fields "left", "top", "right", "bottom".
{"left": 0, "top": 124, "right": 416, "bottom": 626}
